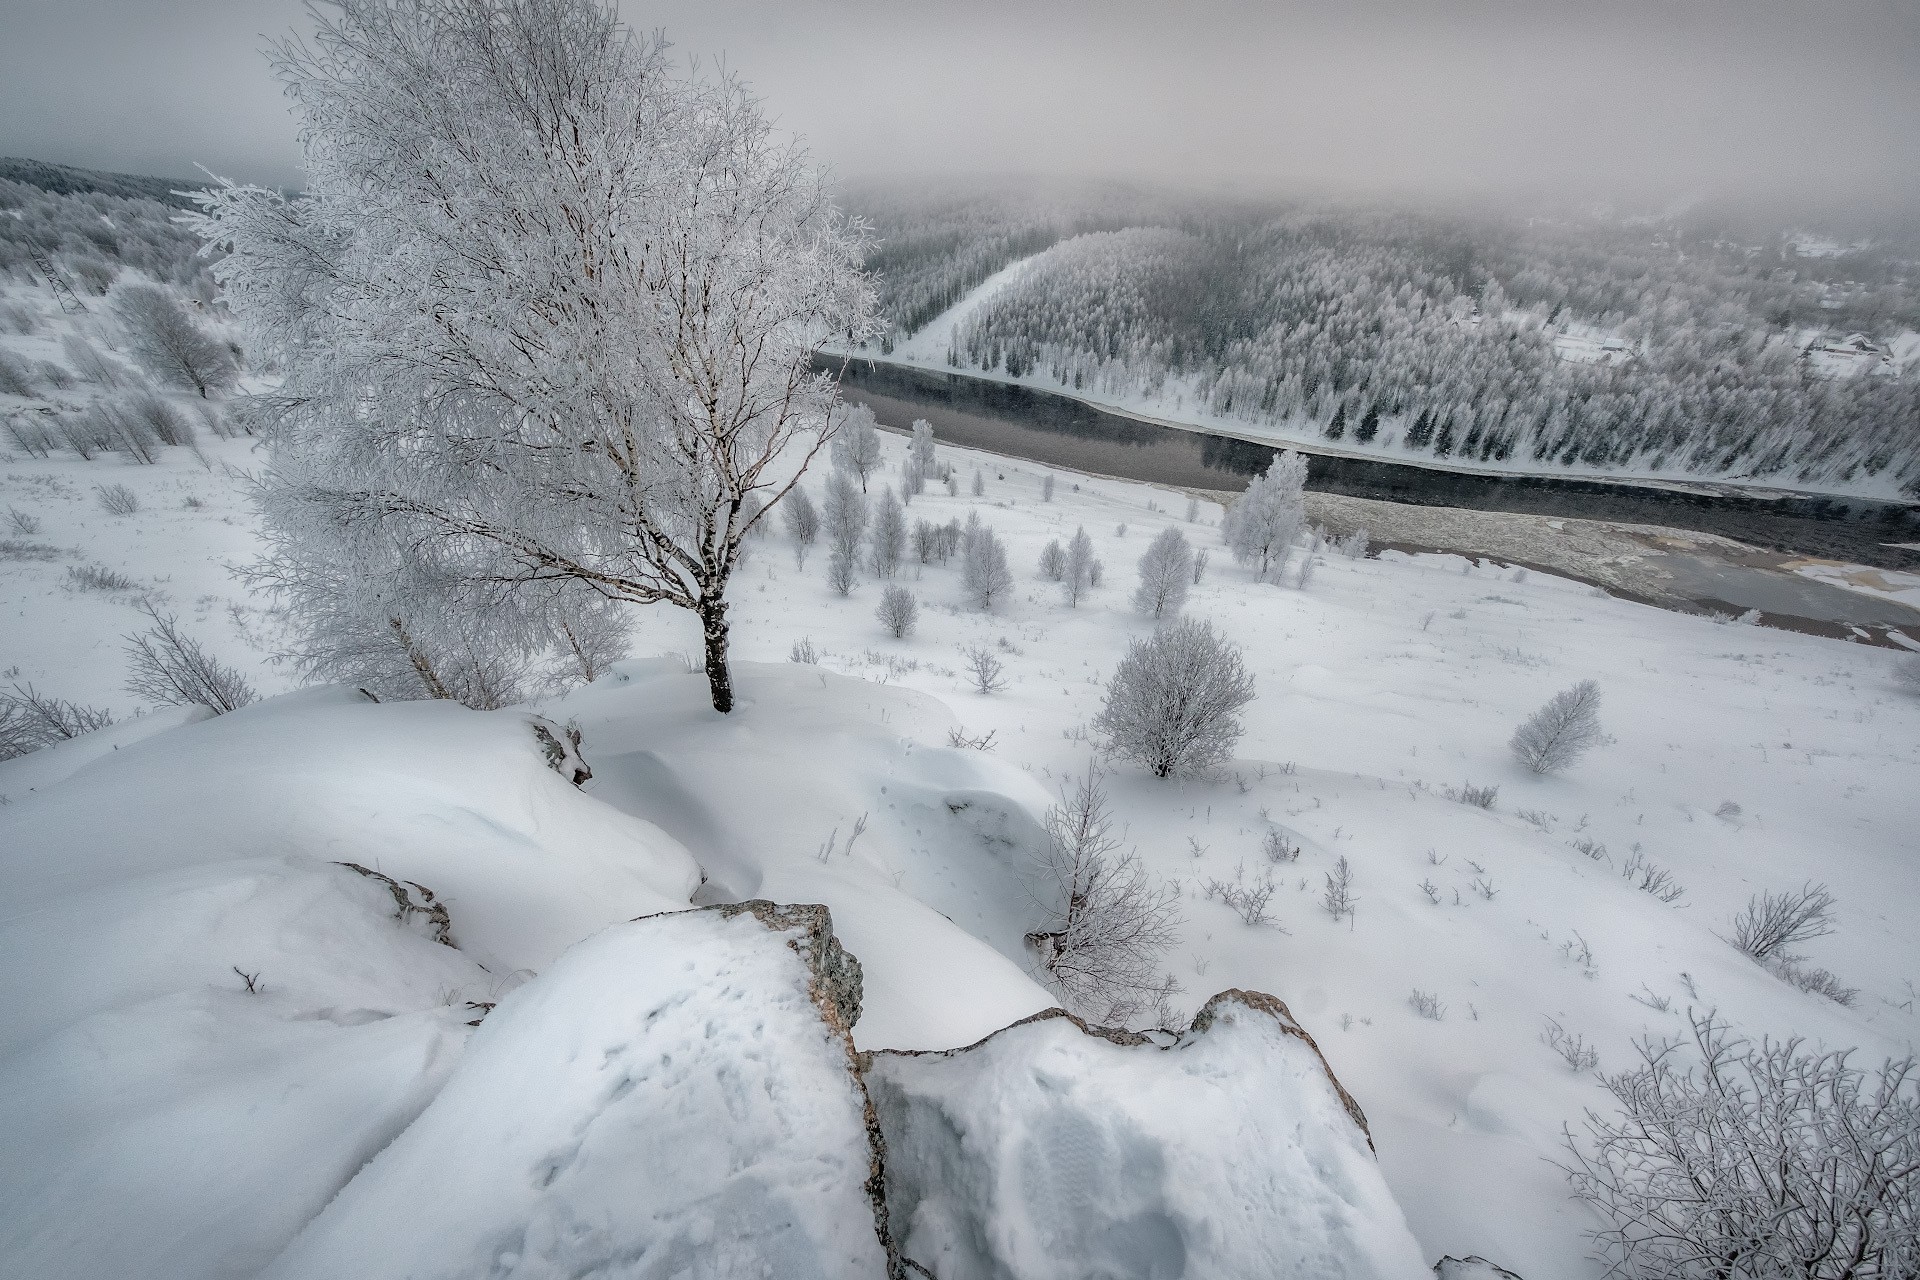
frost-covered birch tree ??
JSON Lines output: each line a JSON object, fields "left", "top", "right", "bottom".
{"left": 1223, "top": 451, "right": 1307, "bottom": 579}
{"left": 190, "top": 0, "right": 877, "bottom": 712}
{"left": 831, "top": 404, "right": 883, "bottom": 492}
{"left": 1132, "top": 527, "right": 1194, "bottom": 619}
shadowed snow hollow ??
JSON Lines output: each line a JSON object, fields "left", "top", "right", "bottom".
{"left": 864, "top": 989, "right": 1430, "bottom": 1280}
{"left": 264, "top": 903, "right": 898, "bottom": 1280}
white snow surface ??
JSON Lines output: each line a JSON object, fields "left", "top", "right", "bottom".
{"left": 265, "top": 907, "right": 892, "bottom": 1280}
{"left": 4, "top": 411, "right": 1920, "bottom": 1277}
{"left": 866, "top": 993, "right": 1430, "bottom": 1280}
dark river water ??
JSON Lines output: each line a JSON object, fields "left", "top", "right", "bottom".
{"left": 823, "top": 356, "right": 1920, "bottom": 571}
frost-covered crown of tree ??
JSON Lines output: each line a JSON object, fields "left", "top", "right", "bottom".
{"left": 190, "top": 0, "right": 878, "bottom": 712}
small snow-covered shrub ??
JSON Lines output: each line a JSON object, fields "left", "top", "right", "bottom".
{"left": 1203, "top": 862, "right": 1277, "bottom": 926}
{"left": 1562, "top": 1012, "right": 1918, "bottom": 1280}
{"left": 0, "top": 538, "right": 58, "bottom": 561}
{"left": 1770, "top": 959, "right": 1859, "bottom": 1007}
{"left": 1024, "top": 765, "right": 1182, "bottom": 1025}
{"left": 1541, "top": 1017, "right": 1600, "bottom": 1072}
{"left": 961, "top": 644, "right": 1006, "bottom": 694}
{"left": 6, "top": 416, "right": 58, "bottom": 458}
{"left": 1131, "top": 526, "right": 1194, "bottom": 619}
{"left": 788, "top": 637, "right": 820, "bottom": 664}
{"left": 66, "top": 563, "right": 136, "bottom": 591}
{"left": 1409, "top": 989, "right": 1445, "bottom": 1020}
{"left": 826, "top": 545, "right": 858, "bottom": 596}
{"left": 93, "top": 482, "right": 140, "bottom": 515}
{"left": 1898, "top": 654, "right": 1920, "bottom": 695}
{"left": 1333, "top": 529, "right": 1370, "bottom": 559}
{"left": 1724, "top": 883, "right": 1836, "bottom": 962}
{"left": 875, "top": 585, "right": 917, "bottom": 639}
{"left": 0, "top": 349, "right": 38, "bottom": 397}
{"left": 0, "top": 301, "right": 36, "bottom": 335}
{"left": 1094, "top": 618, "right": 1254, "bottom": 779}
{"left": 1445, "top": 781, "right": 1499, "bottom": 809}
{"left": 1619, "top": 851, "right": 1687, "bottom": 904}
{"left": 1511, "top": 679, "right": 1602, "bottom": 775}
{"left": 1192, "top": 548, "right": 1208, "bottom": 585}
{"left": 1262, "top": 829, "right": 1299, "bottom": 863}
{"left": 1323, "top": 854, "right": 1358, "bottom": 921}
{"left": 0, "top": 682, "right": 113, "bottom": 759}
{"left": 122, "top": 601, "right": 257, "bottom": 713}
{"left": 109, "top": 281, "right": 238, "bottom": 398}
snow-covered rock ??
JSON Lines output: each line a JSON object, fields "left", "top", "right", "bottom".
{"left": 863, "top": 988, "right": 1430, "bottom": 1280}
{"left": 1433, "top": 1257, "right": 1527, "bottom": 1279}
{"left": 264, "top": 901, "right": 899, "bottom": 1280}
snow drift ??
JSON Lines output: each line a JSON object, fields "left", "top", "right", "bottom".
{"left": 864, "top": 989, "right": 1431, "bottom": 1280}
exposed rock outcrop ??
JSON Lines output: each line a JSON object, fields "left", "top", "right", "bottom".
{"left": 863, "top": 988, "right": 1430, "bottom": 1279}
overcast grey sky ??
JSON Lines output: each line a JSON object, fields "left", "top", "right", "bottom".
{"left": 1, "top": 0, "right": 1915, "bottom": 214}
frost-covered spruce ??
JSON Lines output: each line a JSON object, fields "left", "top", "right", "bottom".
{"left": 1223, "top": 451, "right": 1306, "bottom": 579}
{"left": 1132, "top": 527, "right": 1194, "bottom": 619}
{"left": 1510, "top": 679, "right": 1603, "bottom": 775}
{"left": 868, "top": 486, "right": 906, "bottom": 579}
{"left": 1064, "top": 526, "right": 1096, "bottom": 606}
{"left": 1094, "top": 618, "right": 1255, "bottom": 778}
{"left": 189, "top": 0, "right": 878, "bottom": 714}
{"left": 830, "top": 405, "right": 883, "bottom": 492}
{"left": 961, "top": 522, "right": 1014, "bottom": 611}
{"left": 875, "top": 585, "right": 917, "bottom": 639}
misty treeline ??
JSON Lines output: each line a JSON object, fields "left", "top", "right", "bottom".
{"left": 856, "top": 191, "right": 1920, "bottom": 495}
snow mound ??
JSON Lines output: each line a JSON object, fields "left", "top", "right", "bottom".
{"left": 863, "top": 989, "right": 1430, "bottom": 1280}
{"left": 265, "top": 902, "right": 897, "bottom": 1280}
{"left": 0, "top": 689, "right": 703, "bottom": 1278}
{"left": 1434, "top": 1257, "right": 1527, "bottom": 1279}
{"left": 549, "top": 659, "right": 1058, "bottom": 1050}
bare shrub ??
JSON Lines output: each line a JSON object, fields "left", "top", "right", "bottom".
{"left": 6, "top": 507, "right": 42, "bottom": 535}
{"left": 1093, "top": 617, "right": 1254, "bottom": 778}
{"left": 1409, "top": 988, "right": 1445, "bottom": 1020}
{"left": 66, "top": 563, "right": 136, "bottom": 591}
{"left": 0, "top": 682, "right": 114, "bottom": 759}
{"left": 1619, "top": 851, "right": 1688, "bottom": 905}
{"left": 1024, "top": 765, "right": 1182, "bottom": 1025}
{"left": 1561, "top": 1011, "right": 1918, "bottom": 1280}
{"left": 1512, "top": 679, "right": 1603, "bottom": 774}
{"left": 1542, "top": 1017, "right": 1600, "bottom": 1072}
{"left": 0, "top": 538, "right": 59, "bottom": 561}
{"left": 1322, "top": 854, "right": 1358, "bottom": 921}
{"left": 946, "top": 725, "right": 997, "bottom": 750}
{"left": 93, "top": 482, "right": 140, "bottom": 515}
{"left": 961, "top": 643, "right": 1007, "bottom": 694}
{"left": 1445, "top": 781, "right": 1499, "bottom": 809}
{"left": 876, "top": 585, "right": 917, "bottom": 639}
{"left": 1725, "top": 883, "right": 1837, "bottom": 962}
{"left": 1900, "top": 654, "right": 1920, "bottom": 694}
{"left": 788, "top": 637, "right": 820, "bottom": 664}
{"left": 122, "top": 601, "right": 257, "bottom": 712}
{"left": 1262, "top": 829, "right": 1299, "bottom": 863}
{"left": 1204, "top": 862, "right": 1279, "bottom": 926}
{"left": 0, "top": 350, "right": 37, "bottom": 397}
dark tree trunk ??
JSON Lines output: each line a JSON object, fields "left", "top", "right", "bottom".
{"left": 699, "top": 596, "right": 734, "bottom": 713}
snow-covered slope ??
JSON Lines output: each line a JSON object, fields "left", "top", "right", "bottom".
{"left": 4, "top": 410, "right": 1918, "bottom": 1277}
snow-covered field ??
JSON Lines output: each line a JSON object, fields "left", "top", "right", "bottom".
{"left": 3, "top": 420, "right": 1918, "bottom": 1277}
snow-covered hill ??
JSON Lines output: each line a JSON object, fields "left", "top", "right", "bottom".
{"left": 2, "top": 411, "right": 1917, "bottom": 1276}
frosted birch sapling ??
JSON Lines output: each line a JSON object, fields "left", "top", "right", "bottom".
{"left": 1222, "top": 451, "right": 1307, "bottom": 579}
{"left": 1132, "top": 526, "right": 1194, "bottom": 619}
{"left": 831, "top": 405, "right": 883, "bottom": 492}
{"left": 190, "top": 0, "right": 878, "bottom": 713}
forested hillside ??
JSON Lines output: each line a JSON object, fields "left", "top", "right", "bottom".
{"left": 853, "top": 190, "right": 1920, "bottom": 497}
